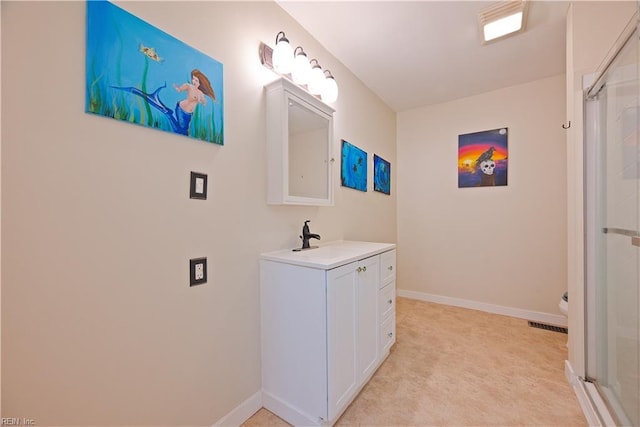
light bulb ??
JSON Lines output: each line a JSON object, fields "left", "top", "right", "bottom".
{"left": 272, "top": 32, "right": 293, "bottom": 74}
{"left": 291, "top": 47, "right": 311, "bottom": 85}
{"left": 308, "top": 60, "right": 325, "bottom": 95}
{"left": 321, "top": 73, "right": 338, "bottom": 103}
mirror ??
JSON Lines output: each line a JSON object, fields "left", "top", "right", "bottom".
{"left": 265, "top": 78, "right": 335, "bottom": 206}
{"left": 288, "top": 99, "right": 329, "bottom": 199}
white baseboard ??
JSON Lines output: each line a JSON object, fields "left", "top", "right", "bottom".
{"left": 564, "top": 359, "right": 578, "bottom": 386}
{"left": 212, "top": 391, "right": 262, "bottom": 427}
{"left": 564, "top": 360, "right": 621, "bottom": 427}
{"left": 262, "top": 390, "right": 323, "bottom": 426}
{"left": 397, "top": 289, "right": 568, "bottom": 327}
{"left": 565, "top": 360, "right": 601, "bottom": 426}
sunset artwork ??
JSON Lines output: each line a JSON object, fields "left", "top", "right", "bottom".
{"left": 458, "top": 128, "right": 508, "bottom": 188}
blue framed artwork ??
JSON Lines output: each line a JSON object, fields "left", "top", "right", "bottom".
{"left": 373, "top": 154, "right": 391, "bottom": 195}
{"left": 86, "top": 0, "right": 224, "bottom": 145}
{"left": 341, "top": 139, "right": 367, "bottom": 192}
{"left": 458, "top": 128, "right": 508, "bottom": 187}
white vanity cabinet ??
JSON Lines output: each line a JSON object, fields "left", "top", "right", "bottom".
{"left": 260, "top": 241, "right": 396, "bottom": 426}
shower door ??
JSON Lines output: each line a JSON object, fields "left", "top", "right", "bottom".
{"left": 585, "top": 19, "right": 640, "bottom": 426}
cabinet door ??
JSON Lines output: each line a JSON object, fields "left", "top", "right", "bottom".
{"left": 357, "top": 255, "right": 380, "bottom": 383}
{"left": 265, "top": 77, "right": 335, "bottom": 206}
{"left": 327, "top": 262, "right": 358, "bottom": 421}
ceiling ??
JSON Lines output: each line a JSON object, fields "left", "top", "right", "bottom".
{"left": 276, "top": 1, "right": 569, "bottom": 112}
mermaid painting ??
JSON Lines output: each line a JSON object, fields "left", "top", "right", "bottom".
{"left": 112, "top": 69, "right": 216, "bottom": 136}
{"left": 86, "top": 1, "right": 224, "bottom": 144}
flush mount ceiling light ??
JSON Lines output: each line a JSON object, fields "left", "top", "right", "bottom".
{"left": 479, "top": 0, "right": 528, "bottom": 44}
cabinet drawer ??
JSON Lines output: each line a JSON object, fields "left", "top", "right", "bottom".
{"left": 380, "top": 314, "right": 396, "bottom": 354}
{"left": 379, "top": 282, "right": 395, "bottom": 321}
{"left": 380, "top": 250, "right": 396, "bottom": 287}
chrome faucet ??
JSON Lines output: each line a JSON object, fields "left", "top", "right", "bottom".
{"left": 300, "top": 220, "right": 320, "bottom": 250}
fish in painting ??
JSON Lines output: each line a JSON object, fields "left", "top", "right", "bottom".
{"left": 139, "top": 44, "right": 164, "bottom": 62}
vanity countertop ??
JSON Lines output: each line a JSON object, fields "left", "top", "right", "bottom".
{"left": 260, "top": 240, "right": 396, "bottom": 270}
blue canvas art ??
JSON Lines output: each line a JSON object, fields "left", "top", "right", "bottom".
{"left": 341, "top": 140, "right": 367, "bottom": 192}
{"left": 86, "top": 0, "right": 224, "bottom": 145}
{"left": 374, "top": 154, "right": 390, "bottom": 195}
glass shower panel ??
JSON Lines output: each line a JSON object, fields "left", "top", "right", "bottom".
{"left": 588, "top": 26, "right": 640, "bottom": 426}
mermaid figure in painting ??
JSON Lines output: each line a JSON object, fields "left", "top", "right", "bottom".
{"left": 172, "top": 70, "right": 216, "bottom": 133}
{"left": 112, "top": 69, "right": 215, "bottom": 136}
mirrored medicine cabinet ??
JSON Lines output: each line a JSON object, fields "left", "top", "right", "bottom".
{"left": 265, "top": 78, "right": 335, "bottom": 206}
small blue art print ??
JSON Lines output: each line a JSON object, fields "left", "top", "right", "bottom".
{"left": 341, "top": 139, "right": 367, "bottom": 192}
{"left": 85, "top": 0, "right": 224, "bottom": 145}
{"left": 373, "top": 154, "right": 391, "bottom": 195}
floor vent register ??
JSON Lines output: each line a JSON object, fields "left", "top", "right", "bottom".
{"left": 528, "top": 321, "right": 568, "bottom": 334}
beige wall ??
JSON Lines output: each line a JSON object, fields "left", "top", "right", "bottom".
{"left": 0, "top": 1, "right": 396, "bottom": 425}
{"left": 565, "top": 1, "right": 636, "bottom": 377}
{"left": 397, "top": 74, "right": 567, "bottom": 316}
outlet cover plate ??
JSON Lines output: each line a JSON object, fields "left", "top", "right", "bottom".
{"left": 190, "top": 172, "right": 208, "bottom": 200}
{"left": 189, "top": 257, "right": 207, "bottom": 286}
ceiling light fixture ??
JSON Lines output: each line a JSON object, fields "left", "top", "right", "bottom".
{"left": 479, "top": 0, "right": 528, "bottom": 44}
{"left": 259, "top": 32, "right": 339, "bottom": 104}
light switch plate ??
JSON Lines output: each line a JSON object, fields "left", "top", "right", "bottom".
{"left": 189, "top": 257, "right": 207, "bottom": 286}
{"left": 190, "top": 172, "right": 207, "bottom": 200}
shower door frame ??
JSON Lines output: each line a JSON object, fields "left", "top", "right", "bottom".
{"left": 583, "top": 10, "right": 640, "bottom": 426}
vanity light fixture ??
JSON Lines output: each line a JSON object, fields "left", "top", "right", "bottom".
{"left": 307, "top": 59, "right": 325, "bottom": 96}
{"left": 272, "top": 31, "right": 294, "bottom": 74}
{"left": 321, "top": 70, "right": 339, "bottom": 104}
{"left": 259, "top": 31, "right": 339, "bottom": 104}
{"left": 479, "top": 0, "right": 528, "bottom": 44}
{"left": 291, "top": 46, "right": 312, "bottom": 85}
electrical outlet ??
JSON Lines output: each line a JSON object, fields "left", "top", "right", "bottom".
{"left": 195, "top": 263, "right": 204, "bottom": 280}
{"left": 189, "top": 257, "right": 207, "bottom": 286}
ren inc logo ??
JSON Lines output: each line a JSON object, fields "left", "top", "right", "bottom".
{"left": 1, "top": 419, "right": 36, "bottom": 426}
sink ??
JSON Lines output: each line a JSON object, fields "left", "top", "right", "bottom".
{"left": 261, "top": 241, "right": 396, "bottom": 269}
